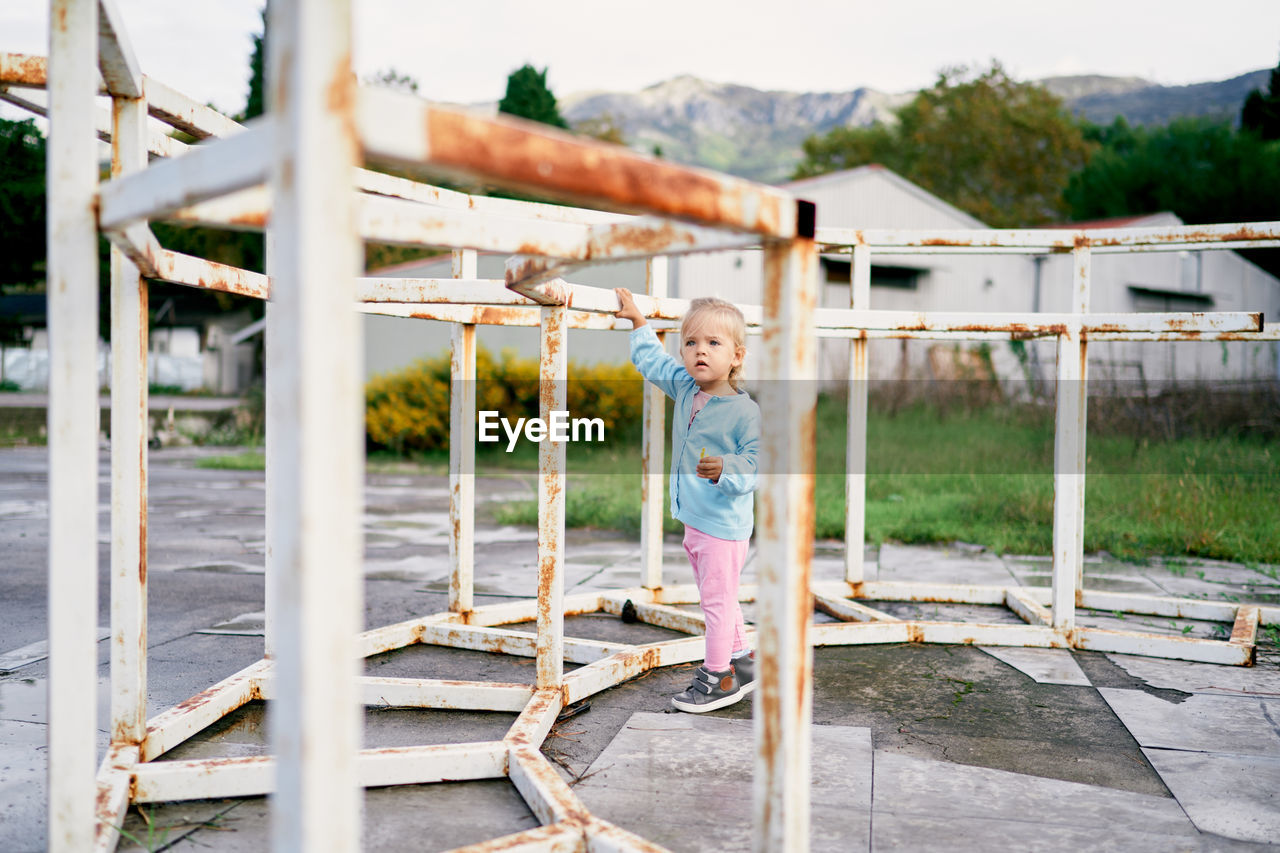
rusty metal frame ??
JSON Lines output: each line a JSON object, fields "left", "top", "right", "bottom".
{"left": 27, "top": 6, "right": 1280, "bottom": 850}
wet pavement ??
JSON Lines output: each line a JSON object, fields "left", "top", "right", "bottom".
{"left": 1, "top": 445, "right": 1278, "bottom": 850}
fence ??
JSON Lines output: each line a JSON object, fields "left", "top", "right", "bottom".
{"left": 7, "top": 2, "right": 1280, "bottom": 851}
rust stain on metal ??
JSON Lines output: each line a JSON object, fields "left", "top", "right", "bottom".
{"left": 326, "top": 54, "right": 355, "bottom": 114}
{"left": 426, "top": 108, "right": 786, "bottom": 237}
{"left": 0, "top": 54, "right": 50, "bottom": 87}
{"left": 906, "top": 623, "right": 925, "bottom": 644}
{"left": 598, "top": 221, "right": 699, "bottom": 255}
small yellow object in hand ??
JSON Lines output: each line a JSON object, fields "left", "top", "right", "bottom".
{"left": 700, "top": 447, "right": 706, "bottom": 459}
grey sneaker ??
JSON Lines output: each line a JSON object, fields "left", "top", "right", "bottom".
{"left": 732, "top": 652, "right": 755, "bottom": 694}
{"left": 671, "top": 666, "right": 743, "bottom": 713}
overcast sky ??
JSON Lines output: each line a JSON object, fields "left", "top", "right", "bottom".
{"left": 3, "top": 1, "right": 1279, "bottom": 119}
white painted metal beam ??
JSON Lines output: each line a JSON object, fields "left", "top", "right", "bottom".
{"left": 46, "top": 1, "right": 101, "bottom": 848}
{"left": 98, "top": 119, "right": 273, "bottom": 230}
{"left": 755, "top": 237, "right": 819, "bottom": 853}
{"left": 108, "top": 92, "right": 148, "bottom": 750}
{"left": 265, "top": 0, "right": 363, "bottom": 849}
{"left": 96, "top": 0, "right": 142, "bottom": 98}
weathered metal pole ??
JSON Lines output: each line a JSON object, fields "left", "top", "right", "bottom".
{"left": 265, "top": 1, "right": 363, "bottom": 850}
{"left": 845, "top": 243, "right": 871, "bottom": 584}
{"left": 1051, "top": 246, "right": 1091, "bottom": 630}
{"left": 755, "top": 235, "right": 819, "bottom": 853}
{"left": 450, "top": 248, "right": 478, "bottom": 614}
{"left": 108, "top": 90, "right": 149, "bottom": 749}
{"left": 536, "top": 304, "right": 567, "bottom": 689}
{"left": 641, "top": 256, "right": 668, "bottom": 589}
{"left": 45, "top": 0, "right": 100, "bottom": 848}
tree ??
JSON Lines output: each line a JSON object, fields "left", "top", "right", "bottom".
{"left": 242, "top": 9, "right": 266, "bottom": 122}
{"left": 0, "top": 118, "right": 46, "bottom": 288}
{"left": 794, "top": 63, "right": 1093, "bottom": 227}
{"left": 1065, "top": 116, "right": 1280, "bottom": 277}
{"left": 1240, "top": 56, "right": 1280, "bottom": 141}
{"left": 573, "top": 112, "right": 626, "bottom": 145}
{"left": 498, "top": 64, "right": 568, "bottom": 129}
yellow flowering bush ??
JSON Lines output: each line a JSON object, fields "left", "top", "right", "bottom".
{"left": 366, "top": 346, "right": 643, "bottom": 454}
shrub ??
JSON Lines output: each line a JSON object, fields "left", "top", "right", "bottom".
{"left": 365, "top": 346, "right": 643, "bottom": 455}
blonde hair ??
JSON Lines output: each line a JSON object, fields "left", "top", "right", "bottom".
{"left": 681, "top": 297, "right": 748, "bottom": 391}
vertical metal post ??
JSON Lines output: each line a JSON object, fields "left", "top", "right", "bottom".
{"left": 266, "top": 1, "right": 363, "bottom": 851}
{"left": 46, "top": 0, "right": 99, "bottom": 848}
{"left": 264, "top": 252, "right": 278, "bottom": 659}
{"left": 536, "top": 304, "right": 567, "bottom": 689}
{"left": 449, "top": 249, "right": 477, "bottom": 614}
{"left": 755, "top": 238, "right": 819, "bottom": 853}
{"left": 109, "top": 93, "right": 149, "bottom": 746}
{"left": 641, "top": 256, "right": 668, "bottom": 589}
{"left": 844, "top": 244, "right": 870, "bottom": 585}
{"left": 1051, "top": 246, "right": 1091, "bottom": 630}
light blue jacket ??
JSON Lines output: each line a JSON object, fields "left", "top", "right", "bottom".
{"left": 630, "top": 324, "right": 760, "bottom": 541}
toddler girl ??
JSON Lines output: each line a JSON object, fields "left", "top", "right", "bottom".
{"left": 615, "top": 288, "right": 759, "bottom": 713}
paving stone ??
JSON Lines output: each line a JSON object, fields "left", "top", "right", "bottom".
{"left": 574, "top": 711, "right": 871, "bottom": 852}
{"left": 1106, "top": 654, "right": 1280, "bottom": 698}
{"left": 1098, "top": 688, "right": 1280, "bottom": 757}
{"left": 879, "top": 542, "right": 1017, "bottom": 586}
{"left": 871, "top": 751, "right": 1197, "bottom": 835}
{"left": 871, "top": 812, "right": 1233, "bottom": 852}
{"left": 979, "top": 646, "right": 1091, "bottom": 685}
{"left": 1142, "top": 748, "right": 1280, "bottom": 845}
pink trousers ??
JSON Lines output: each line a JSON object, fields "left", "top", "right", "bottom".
{"left": 683, "top": 525, "right": 750, "bottom": 672}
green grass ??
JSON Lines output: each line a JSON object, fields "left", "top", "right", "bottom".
{"left": 189, "top": 395, "right": 1280, "bottom": 563}
{"left": 195, "top": 451, "right": 266, "bottom": 470}
{"left": 495, "top": 396, "right": 1280, "bottom": 563}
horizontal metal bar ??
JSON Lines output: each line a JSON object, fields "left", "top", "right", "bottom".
{"left": 356, "top": 166, "right": 624, "bottom": 225}
{"left": 358, "top": 278, "right": 538, "bottom": 305}
{"left": 1229, "top": 606, "right": 1261, "bottom": 646}
{"left": 359, "top": 193, "right": 591, "bottom": 257}
{"left": 103, "top": 224, "right": 269, "bottom": 298}
{"left": 818, "top": 222, "right": 1280, "bottom": 252}
{"left": 92, "top": 743, "right": 139, "bottom": 853}
{"left": 0, "top": 84, "right": 186, "bottom": 159}
{"left": 358, "top": 86, "right": 802, "bottom": 239}
{"left": 447, "top": 822, "right": 587, "bottom": 853}
{"left": 1077, "top": 590, "right": 1240, "bottom": 622}
{"left": 505, "top": 688, "right": 563, "bottom": 750}
{"left": 810, "top": 620, "right": 1068, "bottom": 648}
{"left": 257, "top": 674, "right": 533, "bottom": 712}
{"left": 855, "top": 581, "right": 1012, "bottom": 606}
{"left": 812, "top": 594, "right": 900, "bottom": 623}
{"left": 1006, "top": 589, "right": 1053, "bottom": 626}
{"left": 832, "top": 310, "right": 1260, "bottom": 335}
{"left": 509, "top": 747, "right": 588, "bottom": 826}
{"left": 417, "top": 623, "right": 625, "bottom": 665}
{"left": 167, "top": 186, "right": 270, "bottom": 231}
{"left": 355, "top": 612, "right": 459, "bottom": 659}
{"left": 819, "top": 324, "right": 1280, "bottom": 342}
{"left": 451, "top": 591, "right": 606, "bottom": 628}
{"left": 97, "top": 0, "right": 143, "bottom": 98}
{"left": 0, "top": 52, "right": 60, "bottom": 88}
{"left": 143, "top": 75, "right": 245, "bottom": 140}
{"left": 1075, "top": 627, "right": 1254, "bottom": 665}
{"left": 133, "top": 742, "right": 508, "bottom": 803}
{"left": 562, "top": 639, "right": 705, "bottom": 705}
{"left": 142, "top": 660, "right": 268, "bottom": 761}
{"left": 98, "top": 119, "right": 274, "bottom": 230}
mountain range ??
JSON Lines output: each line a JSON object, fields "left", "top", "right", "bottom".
{"left": 553, "top": 68, "right": 1270, "bottom": 184}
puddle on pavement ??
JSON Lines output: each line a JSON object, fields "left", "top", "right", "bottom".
{"left": 176, "top": 562, "right": 264, "bottom": 574}
{"left": 0, "top": 675, "right": 112, "bottom": 726}
{"left": 0, "top": 499, "right": 47, "bottom": 518}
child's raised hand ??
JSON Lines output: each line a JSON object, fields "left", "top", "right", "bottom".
{"left": 614, "top": 288, "right": 646, "bottom": 328}
{"left": 696, "top": 455, "right": 723, "bottom": 484}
